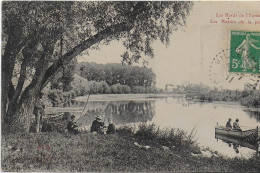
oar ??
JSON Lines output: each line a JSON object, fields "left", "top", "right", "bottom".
{"left": 79, "top": 92, "right": 91, "bottom": 117}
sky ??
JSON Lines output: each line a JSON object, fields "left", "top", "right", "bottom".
{"left": 77, "top": 1, "right": 260, "bottom": 90}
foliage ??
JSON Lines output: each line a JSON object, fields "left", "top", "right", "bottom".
{"left": 135, "top": 123, "right": 197, "bottom": 152}
{"left": 71, "top": 74, "right": 159, "bottom": 95}
{"left": 46, "top": 89, "right": 75, "bottom": 107}
{"left": 76, "top": 62, "right": 156, "bottom": 87}
{"left": 240, "top": 90, "right": 260, "bottom": 108}
{"left": 70, "top": 74, "right": 90, "bottom": 96}
{"left": 167, "top": 83, "right": 210, "bottom": 93}
{"left": 186, "top": 89, "right": 260, "bottom": 109}
{"left": 73, "top": 62, "right": 159, "bottom": 94}
{"left": 110, "top": 83, "right": 131, "bottom": 94}
{"left": 50, "top": 59, "right": 77, "bottom": 92}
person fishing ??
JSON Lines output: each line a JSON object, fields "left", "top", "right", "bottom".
{"left": 67, "top": 92, "right": 90, "bottom": 133}
{"left": 233, "top": 119, "right": 242, "bottom": 131}
{"left": 90, "top": 115, "right": 105, "bottom": 134}
{"left": 66, "top": 115, "right": 79, "bottom": 134}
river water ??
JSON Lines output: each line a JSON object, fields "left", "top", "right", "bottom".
{"left": 64, "top": 94, "right": 260, "bottom": 158}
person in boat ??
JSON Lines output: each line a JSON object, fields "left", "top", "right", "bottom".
{"left": 106, "top": 118, "right": 116, "bottom": 134}
{"left": 226, "top": 118, "right": 232, "bottom": 130}
{"left": 233, "top": 144, "right": 239, "bottom": 154}
{"left": 233, "top": 119, "right": 242, "bottom": 131}
{"left": 67, "top": 115, "right": 79, "bottom": 134}
{"left": 90, "top": 115, "right": 105, "bottom": 133}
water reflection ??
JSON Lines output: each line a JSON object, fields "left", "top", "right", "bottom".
{"left": 104, "top": 101, "right": 155, "bottom": 124}
{"left": 63, "top": 95, "right": 260, "bottom": 158}
{"left": 215, "top": 134, "right": 259, "bottom": 154}
{"left": 64, "top": 100, "right": 156, "bottom": 126}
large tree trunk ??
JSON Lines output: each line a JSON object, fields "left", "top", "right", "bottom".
{"left": 5, "top": 57, "right": 31, "bottom": 124}
{"left": 2, "top": 35, "right": 24, "bottom": 123}
{"left": 6, "top": 42, "right": 54, "bottom": 133}
{"left": 1, "top": 14, "right": 26, "bottom": 123}
{"left": 12, "top": 91, "right": 37, "bottom": 132}
{"left": 6, "top": 35, "right": 40, "bottom": 123}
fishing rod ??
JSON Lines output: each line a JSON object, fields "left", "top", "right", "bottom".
{"left": 80, "top": 92, "right": 91, "bottom": 117}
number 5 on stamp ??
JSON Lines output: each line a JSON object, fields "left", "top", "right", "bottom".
{"left": 230, "top": 31, "right": 260, "bottom": 74}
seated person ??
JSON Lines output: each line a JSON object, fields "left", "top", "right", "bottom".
{"left": 90, "top": 115, "right": 104, "bottom": 133}
{"left": 233, "top": 144, "right": 239, "bottom": 154}
{"left": 106, "top": 118, "right": 116, "bottom": 134}
{"left": 233, "top": 119, "right": 242, "bottom": 131}
{"left": 226, "top": 118, "right": 232, "bottom": 130}
{"left": 66, "top": 115, "right": 79, "bottom": 134}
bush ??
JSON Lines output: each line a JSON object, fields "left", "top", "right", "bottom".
{"left": 135, "top": 123, "right": 158, "bottom": 140}
{"left": 131, "top": 86, "right": 146, "bottom": 94}
{"left": 134, "top": 123, "right": 197, "bottom": 152}
{"left": 240, "top": 91, "right": 260, "bottom": 108}
{"left": 145, "top": 86, "right": 158, "bottom": 93}
{"left": 241, "top": 90, "right": 249, "bottom": 98}
{"left": 47, "top": 90, "right": 63, "bottom": 106}
{"left": 110, "top": 83, "right": 131, "bottom": 94}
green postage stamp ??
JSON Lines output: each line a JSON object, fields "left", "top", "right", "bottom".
{"left": 230, "top": 31, "right": 260, "bottom": 74}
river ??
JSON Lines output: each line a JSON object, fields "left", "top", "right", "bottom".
{"left": 63, "top": 94, "right": 260, "bottom": 158}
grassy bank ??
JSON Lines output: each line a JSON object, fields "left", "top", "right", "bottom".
{"left": 2, "top": 123, "right": 259, "bottom": 172}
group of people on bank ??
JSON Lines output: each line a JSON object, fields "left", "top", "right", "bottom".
{"left": 66, "top": 114, "right": 116, "bottom": 134}
{"left": 226, "top": 118, "right": 242, "bottom": 131}
{"left": 33, "top": 92, "right": 116, "bottom": 134}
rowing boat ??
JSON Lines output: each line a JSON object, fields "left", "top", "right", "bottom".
{"left": 215, "top": 125, "right": 259, "bottom": 142}
{"left": 215, "top": 134, "right": 259, "bottom": 151}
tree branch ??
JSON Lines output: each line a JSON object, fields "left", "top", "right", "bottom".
{"left": 41, "top": 2, "right": 147, "bottom": 89}
{"left": 41, "top": 22, "right": 133, "bottom": 89}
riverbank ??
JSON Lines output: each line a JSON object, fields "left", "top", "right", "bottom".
{"left": 186, "top": 90, "right": 260, "bottom": 110}
{"left": 74, "top": 93, "right": 183, "bottom": 102}
{"left": 2, "top": 124, "right": 259, "bottom": 172}
{"left": 74, "top": 93, "right": 260, "bottom": 113}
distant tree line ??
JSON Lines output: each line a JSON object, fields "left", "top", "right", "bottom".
{"left": 63, "top": 62, "right": 159, "bottom": 95}
{"left": 75, "top": 62, "right": 156, "bottom": 88}
{"left": 49, "top": 62, "right": 158, "bottom": 96}
{"left": 71, "top": 73, "right": 158, "bottom": 96}
{"left": 165, "top": 82, "right": 211, "bottom": 94}
{"left": 186, "top": 88, "right": 260, "bottom": 109}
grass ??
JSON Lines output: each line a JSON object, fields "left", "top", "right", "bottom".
{"left": 2, "top": 123, "right": 260, "bottom": 172}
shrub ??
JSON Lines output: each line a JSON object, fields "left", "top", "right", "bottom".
{"left": 135, "top": 123, "right": 158, "bottom": 140}
{"left": 134, "top": 123, "right": 197, "bottom": 152}
{"left": 131, "top": 86, "right": 146, "bottom": 94}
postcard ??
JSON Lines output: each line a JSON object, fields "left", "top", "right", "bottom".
{"left": 1, "top": 1, "right": 260, "bottom": 172}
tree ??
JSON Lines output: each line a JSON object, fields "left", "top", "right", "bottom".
{"left": 75, "top": 62, "right": 156, "bottom": 88}
{"left": 2, "top": 1, "right": 193, "bottom": 132}
{"left": 50, "top": 59, "right": 77, "bottom": 91}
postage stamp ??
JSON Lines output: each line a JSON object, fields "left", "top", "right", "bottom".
{"left": 229, "top": 30, "right": 260, "bottom": 74}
